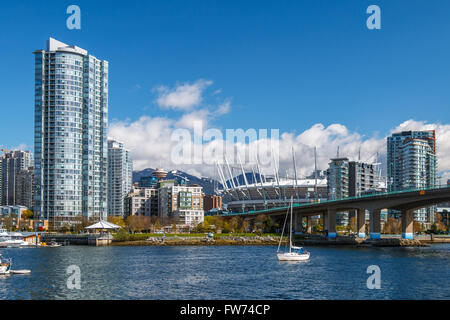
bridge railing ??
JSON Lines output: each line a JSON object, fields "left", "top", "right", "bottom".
{"left": 221, "top": 185, "right": 450, "bottom": 216}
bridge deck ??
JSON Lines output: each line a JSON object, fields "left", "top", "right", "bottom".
{"left": 221, "top": 186, "right": 450, "bottom": 217}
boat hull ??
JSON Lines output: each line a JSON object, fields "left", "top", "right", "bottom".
{"left": 277, "top": 252, "right": 310, "bottom": 261}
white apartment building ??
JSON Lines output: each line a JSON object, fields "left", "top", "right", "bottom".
{"left": 108, "top": 139, "right": 132, "bottom": 217}
{"left": 125, "top": 186, "right": 158, "bottom": 216}
{"left": 158, "top": 185, "right": 204, "bottom": 226}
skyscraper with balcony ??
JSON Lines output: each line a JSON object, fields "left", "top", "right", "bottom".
{"left": 33, "top": 38, "right": 108, "bottom": 224}
{"left": 108, "top": 139, "right": 132, "bottom": 217}
{"left": 387, "top": 130, "right": 437, "bottom": 222}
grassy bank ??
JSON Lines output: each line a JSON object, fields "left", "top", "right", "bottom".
{"left": 112, "top": 232, "right": 280, "bottom": 242}
{"left": 111, "top": 232, "right": 283, "bottom": 246}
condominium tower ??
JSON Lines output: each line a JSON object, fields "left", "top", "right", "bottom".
{"left": 327, "top": 158, "right": 381, "bottom": 200}
{"left": 0, "top": 150, "right": 33, "bottom": 206}
{"left": 387, "top": 130, "right": 437, "bottom": 222}
{"left": 387, "top": 130, "right": 437, "bottom": 191}
{"left": 108, "top": 139, "right": 132, "bottom": 217}
{"left": 33, "top": 38, "right": 108, "bottom": 223}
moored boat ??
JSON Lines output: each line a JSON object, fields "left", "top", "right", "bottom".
{"left": 277, "top": 197, "right": 310, "bottom": 262}
{"left": 0, "top": 254, "right": 11, "bottom": 275}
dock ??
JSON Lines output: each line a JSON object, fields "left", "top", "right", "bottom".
{"left": 41, "top": 233, "right": 113, "bottom": 246}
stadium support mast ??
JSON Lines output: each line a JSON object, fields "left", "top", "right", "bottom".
{"left": 255, "top": 153, "right": 268, "bottom": 205}
{"left": 256, "top": 153, "right": 267, "bottom": 183}
{"left": 238, "top": 153, "right": 252, "bottom": 200}
{"left": 225, "top": 157, "right": 237, "bottom": 190}
{"left": 216, "top": 162, "right": 228, "bottom": 192}
{"left": 238, "top": 153, "right": 249, "bottom": 187}
{"left": 271, "top": 147, "right": 282, "bottom": 200}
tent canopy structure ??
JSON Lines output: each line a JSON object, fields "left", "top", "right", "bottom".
{"left": 85, "top": 220, "right": 122, "bottom": 230}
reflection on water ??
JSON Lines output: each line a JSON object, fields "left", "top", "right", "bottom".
{"left": 0, "top": 244, "right": 448, "bottom": 300}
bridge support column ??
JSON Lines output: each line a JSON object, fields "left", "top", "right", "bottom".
{"left": 357, "top": 209, "right": 366, "bottom": 238}
{"left": 294, "top": 213, "right": 303, "bottom": 233}
{"left": 327, "top": 209, "right": 337, "bottom": 238}
{"left": 369, "top": 209, "right": 381, "bottom": 239}
{"left": 402, "top": 209, "right": 414, "bottom": 239}
{"left": 322, "top": 211, "right": 328, "bottom": 235}
{"left": 306, "top": 216, "right": 312, "bottom": 234}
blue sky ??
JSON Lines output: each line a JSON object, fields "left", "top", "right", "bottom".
{"left": 1, "top": 0, "right": 450, "bottom": 177}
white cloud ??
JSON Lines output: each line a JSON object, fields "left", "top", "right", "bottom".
{"left": 216, "top": 100, "right": 231, "bottom": 116}
{"left": 155, "top": 79, "right": 213, "bottom": 110}
{"left": 113, "top": 78, "right": 450, "bottom": 183}
{"left": 109, "top": 117, "right": 450, "bottom": 183}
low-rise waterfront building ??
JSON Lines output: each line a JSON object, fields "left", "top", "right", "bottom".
{"left": 203, "top": 194, "right": 222, "bottom": 211}
{"left": 436, "top": 207, "right": 450, "bottom": 227}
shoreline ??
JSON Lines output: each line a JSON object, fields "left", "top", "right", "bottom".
{"left": 112, "top": 235, "right": 284, "bottom": 246}
{"left": 110, "top": 235, "right": 450, "bottom": 247}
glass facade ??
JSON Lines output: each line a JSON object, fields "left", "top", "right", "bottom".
{"left": 387, "top": 130, "right": 437, "bottom": 223}
{"left": 34, "top": 38, "right": 108, "bottom": 222}
{"left": 108, "top": 139, "right": 132, "bottom": 217}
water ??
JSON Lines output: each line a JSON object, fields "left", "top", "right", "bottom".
{"left": 0, "top": 244, "right": 449, "bottom": 299}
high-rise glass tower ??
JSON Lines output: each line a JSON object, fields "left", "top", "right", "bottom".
{"left": 0, "top": 150, "right": 33, "bottom": 206}
{"left": 33, "top": 38, "right": 108, "bottom": 224}
{"left": 387, "top": 130, "right": 437, "bottom": 222}
{"left": 107, "top": 139, "right": 132, "bottom": 217}
{"left": 387, "top": 130, "right": 437, "bottom": 191}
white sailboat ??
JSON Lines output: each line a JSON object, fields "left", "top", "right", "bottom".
{"left": 277, "top": 197, "right": 310, "bottom": 261}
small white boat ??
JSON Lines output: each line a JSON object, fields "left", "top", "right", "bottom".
{"left": 0, "top": 254, "right": 12, "bottom": 275}
{"left": 45, "top": 241, "right": 61, "bottom": 248}
{"left": 277, "top": 197, "right": 310, "bottom": 262}
{"left": 10, "top": 270, "right": 31, "bottom": 274}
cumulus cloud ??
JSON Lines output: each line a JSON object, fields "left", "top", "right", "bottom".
{"left": 111, "top": 79, "right": 450, "bottom": 184}
{"left": 109, "top": 117, "right": 450, "bottom": 184}
{"left": 155, "top": 79, "right": 213, "bottom": 110}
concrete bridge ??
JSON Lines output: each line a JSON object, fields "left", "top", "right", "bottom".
{"left": 222, "top": 186, "right": 450, "bottom": 239}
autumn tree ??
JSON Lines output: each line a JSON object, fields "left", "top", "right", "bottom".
{"left": 21, "top": 209, "right": 34, "bottom": 220}
{"left": 150, "top": 216, "right": 162, "bottom": 232}
{"left": 348, "top": 216, "right": 357, "bottom": 233}
{"left": 108, "top": 216, "right": 126, "bottom": 228}
{"left": 382, "top": 218, "right": 401, "bottom": 235}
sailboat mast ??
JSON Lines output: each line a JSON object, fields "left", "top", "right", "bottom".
{"left": 289, "top": 197, "right": 293, "bottom": 253}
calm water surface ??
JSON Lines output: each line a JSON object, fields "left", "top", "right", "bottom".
{"left": 0, "top": 244, "right": 449, "bottom": 299}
